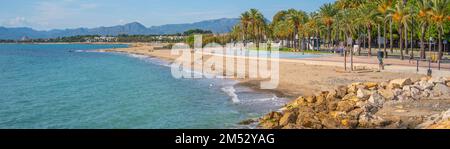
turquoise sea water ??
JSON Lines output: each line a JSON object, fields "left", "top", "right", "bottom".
{"left": 0, "top": 44, "right": 287, "bottom": 129}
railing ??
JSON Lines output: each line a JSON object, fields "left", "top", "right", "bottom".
{"left": 415, "top": 58, "right": 449, "bottom": 76}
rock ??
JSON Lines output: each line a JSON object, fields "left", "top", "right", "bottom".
{"left": 326, "top": 90, "right": 338, "bottom": 101}
{"left": 305, "top": 96, "right": 316, "bottom": 103}
{"left": 447, "top": 82, "right": 450, "bottom": 87}
{"left": 336, "top": 85, "right": 348, "bottom": 98}
{"left": 281, "top": 123, "right": 302, "bottom": 129}
{"left": 355, "top": 101, "right": 376, "bottom": 113}
{"left": 389, "top": 78, "right": 412, "bottom": 88}
{"left": 315, "top": 94, "right": 326, "bottom": 105}
{"left": 286, "top": 97, "right": 306, "bottom": 109}
{"left": 402, "top": 89, "right": 412, "bottom": 97}
{"left": 420, "top": 90, "right": 430, "bottom": 99}
{"left": 260, "top": 112, "right": 282, "bottom": 129}
{"left": 396, "top": 95, "right": 412, "bottom": 102}
{"left": 321, "top": 117, "right": 339, "bottom": 128}
{"left": 378, "top": 89, "right": 395, "bottom": 100}
{"left": 296, "top": 111, "right": 322, "bottom": 129}
{"left": 410, "top": 87, "right": 421, "bottom": 100}
{"left": 419, "top": 80, "right": 434, "bottom": 90}
{"left": 368, "top": 92, "right": 385, "bottom": 107}
{"left": 347, "top": 85, "right": 358, "bottom": 94}
{"left": 239, "top": 119, "right": 256, "bottom": 125}
{"left": 279, "top": 111, "right": 298, "bottom": 126}
{"left": 327, "top": 101, "right": 338, "bottom": 111}
{"left": 341, "top": 119, "right": 358, "bottom": 128}
{"left": 342, "top": 93, "right": 360, "bottom": 102}
{"left": 357, "top": 88, "right": 373, "bottom": 100}
{"left": 364, "top": 82, "right": 378, "bottom": 89}
{"left": 403, "top": 85, "right": 411, "bottom": 92}
{"left": 348, "top": 108, "right": 364, "bottom": 119}
{"left": 428, "top": 77, "right": 446, "bottom": 84}
{"left": 433, "top": 84, "right": 450, "bottom": 97}
{"left": 379, "top": 82, "right": 389, "bottom": 89}
{"left": 357, "top": 116, "right": 370, "bottom": 128}
{"left": 393, "top": 89, "right": 403, "bottom": 97}
{"left": 336, "top": 100, "right": 356, "bottom": 112}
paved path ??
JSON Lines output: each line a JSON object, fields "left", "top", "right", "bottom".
{"left": 297, "top": 55, "right": 450, "bottom": 77}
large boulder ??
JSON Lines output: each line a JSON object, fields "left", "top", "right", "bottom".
{"left": 364, "top": 82, "right": 379, "bottom": 89}
{"left": 342, "top": 93, "right": 359, "bottom": 102}
{"left": 336, "top": 85, "right": 348, "bottom": 98}
{"left": 428, "top": 77, "right": 447, "bottom": 84}
{"left": 410, "top": 87, "right": 421, "bottom": 100}
{"left": 296, "top": 108, "right": 322, "bottom": 129}
{"left": 389, "top": 78, "right": 412, "bottom": 88}
{"left": 357, "top": 88, "right": 373, "bottom": 100}
{"left": 419, "top": 80, "right": 434, "bottom": 90}
{"left": 336, "top": 100, "right": 356, "bottom": 112}
{"left": 378, "top": 89, "right": 395, "bottom": 100}
{"left": 305, "top": 96, "right": 316, "bottom": 103}
{"left": 279, "top": 111, "right": 298, "bottom": 126}
{"left": 259, "top": 112, "right": 282, "bottom": 129}
{"left": 433, "top": 84, "right": 450, "bottom": 97}
{"left": 368, "top": 92, "right": 385, "bottom": 108}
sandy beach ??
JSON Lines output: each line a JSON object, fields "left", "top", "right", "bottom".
{"left": 97, "top": 44, "right": 435, "bottom": 98}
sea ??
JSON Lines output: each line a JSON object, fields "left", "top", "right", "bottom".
{"left": 0, "top": 44, "right": 288, "bottom": 128}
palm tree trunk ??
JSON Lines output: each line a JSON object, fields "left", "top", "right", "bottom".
{"left": 438, "top": 26, "right": 443, "bottom": 60}
{"left": 420, "top": 24, "right": 427, "bottom": 59}
{"left": 383, "top": 23, "right": 388, "bottom": 58}
{"left": 399, "top": 25, "right": 404, "bottom": 60}
{"left": 328, "top": 26, "right": 332, "bottom": 48}
{"left": 368, "top": 26, "right": 372, "bottom": 57}
{"left": 405, "top": 25, "right": 409, "bottom": 55}
{"left": 378, "top": 24, "right": 381, "bottom": 53}
{"left": 390, "top": 19, "right": 393, "bottom": 53}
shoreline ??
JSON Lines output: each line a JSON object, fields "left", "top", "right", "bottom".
{"left": 96, "top": 44, "right": 429, "bottom": 97}
{"left": 96, "top": 45, "right": 450, "bottom": 129}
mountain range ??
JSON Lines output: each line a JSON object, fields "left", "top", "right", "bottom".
{"left": 0, "top": 18, "right": 240, "bottom": 40}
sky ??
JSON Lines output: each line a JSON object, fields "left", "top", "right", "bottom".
{"left": 0, "top": 0, "right": 336, "bottom": 31}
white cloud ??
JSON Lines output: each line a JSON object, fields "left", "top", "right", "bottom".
{"left": 4, "top": 17, "right": 28, "bottom": 26}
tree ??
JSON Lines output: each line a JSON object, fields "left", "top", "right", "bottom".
{"left": 357, "top": 3, "right": 377, "bottom": 56}
{"left": 240, "top": 12, "right": 251, "bottom": 46}
{"left": 430, "top": 0, "right": 450, "bottom": 60}
{"left": 389, "top": 1, "right": 411, "bottom": 60}
{"left": 248, "top": 9, "right": 266, "bottom": 50}
{"left": 417, "top": 0, "right": 432, "bottom": 59}
{"left": 376, "top": 0, "right": 394, "bottom": 58}
{"left": 319, "top": 3, "right": 338, "bottom": 48}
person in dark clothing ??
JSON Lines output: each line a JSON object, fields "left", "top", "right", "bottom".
{"left": 377, "top": 51, "right": 384, "bottom": 70}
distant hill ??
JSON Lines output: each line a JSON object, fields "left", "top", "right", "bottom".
{"left": 0, "top": 18, "right": 240, "bottom": 40}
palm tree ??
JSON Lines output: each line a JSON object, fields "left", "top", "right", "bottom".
{"left": 357, "top": 3, "right": 377, "bottom": 56}
{"left": 239, "top": 12, "right": 251, "bottom": 45}
{"left": 273, "top": 20, "right": 294, "bottom": 48}
{"left": 319, "top": 3, "right": 338, "bottom": 48}
{"left": 248, "top": 9, "right": 266, "bottom": 50}
{"left": 287, "top": 9, "right": 308, "bottom": 50}
{"left": 388, "top": 1, "right": 410, "bottom": 60}
{"left": 230, "top": 25, "right": 242, "bottom": 42}
{"left": 376, "top": 0, "right": 394, "bottom": 58}
{"left": 417, "top": 0, "right": 432, "bottom": 59}
{"left": 430, "top": 0, "right": 449, "bottom": 60}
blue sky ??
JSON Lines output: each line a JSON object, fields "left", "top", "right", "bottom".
{"left": 0, "top": 0, "right": 335, "bottom": 30}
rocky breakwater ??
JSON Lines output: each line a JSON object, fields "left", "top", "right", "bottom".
{"left": 259, "top": 77, "right": 450, "bottom": 129}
